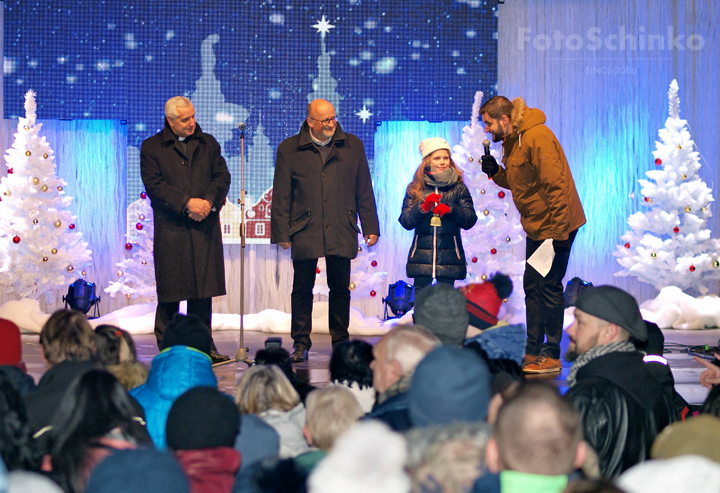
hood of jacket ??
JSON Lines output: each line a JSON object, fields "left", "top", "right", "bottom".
{"left": 143, "top": 346, "right": 216, "bottom": 402}
{"left": 464, "top": 323, "right": 526, "bottom": 366}
{"left": 175, "top": 447, "right": 241, "bottom": 493}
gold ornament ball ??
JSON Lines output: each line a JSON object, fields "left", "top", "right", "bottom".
{"left": 702, "top": 207, "right": 707, "bottom": 212}
{"left": 468, "top": 157, "right": 474, "bottom": 162}
{"left": 117, "top": 270, "right": 124, "bottom": 277}
{"left": 139, "top": 214, "right": 145, "bottom": 221}
{"left": 677, "top": 145, "right": 682, "bottom": 149}
{"left": 714, "top": 260, "right": 720, "bottom": 268}
{"left": 480, "top": 189, "right": 486, "bottom": 195}
{"left": 126, "top": 293, "right": 132, "bottom": 299}
{"left": 43, "top": 153, "right": 48, "bottom": 159}
{"left": 481, "top": 274, "right": 488, "bottom": 281}
{"left": 506, "top": 237, "right": 511, "bottom": 242}
{"left": 23, "top": 125, "right": 29, "bottom": 131}
{"left": 647, "top": 198, "right": 652, "bottom": 203}
{"left": 54, "top": 220, "right": 61, "bottom": 228}
{"left": 32, "top": 219, "right": 38, "bottom": 225}
{"left": 4, "top": 190, "right": 10, "bottom": 196}
{"left": 349, "top": 282, "right": 356, "bottom": 290}
{"left": 141, "top": 260, "right": 147, "bottom": 265}
{"left": 483, "top": 209, "right": 490, "bottom": 216}
{"left": 66, "top": 265, "right": 74, "bottom": 273}
{"left": 41, "top": 185, "right": 48, "bottom": 192}
{"left": 25, "top": 150, "right": 31, "bottom": 156}
{"left": 358, "top": 246, "right": 362, "bottom": 252}
{"left": 503, "top": 298, "right": 509, "bottom": 303}
{"left": 32, "top": 177, "right": 40, "bottom": 185}
{"left": 81, "top": 270, "right": 86, "bottom": 276}
{"left": 682, "top": 174, "right": 687, "bottom": 180}
{"left": 685, "top": 206, "right": 691, "bottom": 213}
{"left": 42, "top": 256, "right": 48, "bottom": 262}
{"left": 57, "top": 186, "right": 63, "bottom": 192}
{"left": 51, "top": 248, "right": 58, "bottom": 254}
{"left": 651, "top": 252, "right": 657, "bottom": 258}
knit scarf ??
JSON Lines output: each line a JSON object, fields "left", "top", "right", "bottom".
{"left": 424, "top": 167, "right": 459, "bottom": 188}
{"left": 376, "top": 374, "right": 412, "bottom": 405}
{"left": 566, "top": 340, "right": 636, "bottom": 388}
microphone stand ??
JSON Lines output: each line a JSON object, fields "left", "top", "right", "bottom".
{"left": 225, "top": 123, "right": 252, "bottom": 367}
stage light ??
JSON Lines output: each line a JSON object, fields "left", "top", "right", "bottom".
{"left": 382, "top": 280, "right": 415, "bottom": 319}
{"left": 62, "top": 278, "right": 101, "bottom": 317}
{"left": 563, "top": 277, "right": 593, "bottom": 308}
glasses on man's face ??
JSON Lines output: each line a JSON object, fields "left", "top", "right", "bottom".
{"left": 309, "top": 116, "right": 337, "bottom": 126}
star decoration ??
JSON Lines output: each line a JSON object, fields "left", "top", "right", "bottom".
{"left": 355, "top": 105, "right": 373, "bottom": 123}
{"left": 312, "top": 15, "right": 335, "bottom": 35}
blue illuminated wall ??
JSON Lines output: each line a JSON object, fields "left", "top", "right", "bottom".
{"left": 4, "top": 0, "right": 498, "bottom": 205}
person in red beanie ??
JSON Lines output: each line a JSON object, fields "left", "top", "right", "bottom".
{"left": 0, "top": 318, "right": 36, "bottom": 397}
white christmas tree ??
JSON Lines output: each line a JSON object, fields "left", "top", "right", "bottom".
{"left": 614, "top": 79, "right": 720, "bottom": 294}
{"left": 104, "top": 193, "right": 157, "bottom": 301}
{"left": 0, "top": 90, "right": 92, "bottom": 301}
{"left": 313, "top": 237, "right": 388, "bottom": 300}
{"left": 452, "top": 91, "right": 526, "bottom": 320}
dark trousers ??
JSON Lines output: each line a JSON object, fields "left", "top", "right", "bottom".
{"left": 412, "top": 276, "right": 455, "bottom": 298}
{"left": 155, "top": 298, "right": 216, "bottom": 351}
{"left": 291, "top": 256, "right": 351, "bottom": 350}
{"left": 524, "top": 230, "right": 578, "bottom": 359}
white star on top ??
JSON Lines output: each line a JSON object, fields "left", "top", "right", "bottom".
{"left": 312, "top": 15, "right": 335, "bottom": 34}
{"left": 355, "top": 105, "right": 374, "bottom": 123}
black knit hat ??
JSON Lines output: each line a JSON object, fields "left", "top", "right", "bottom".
{"left": 413, "top": 283, "right": 469, "bottom": 345}
{"left": 166, "top": 386, "right": 240, "bottom": 450}
{"left": 575, "top": 285, "right": 648, "bottom": 342}
{"left": 162, "top": 313, "right": 212, "bottom": 355}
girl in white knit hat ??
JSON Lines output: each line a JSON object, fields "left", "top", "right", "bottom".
{"left": 399, "top": 137, "right": 478, "bottom": 295}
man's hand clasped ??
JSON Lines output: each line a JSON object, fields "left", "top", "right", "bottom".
{"left": 187, "top": 198, "right": 212, "bottom": 222}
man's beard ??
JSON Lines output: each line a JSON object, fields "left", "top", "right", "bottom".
{"left": 491, "top": 132, "right": 504, "bottom": 143}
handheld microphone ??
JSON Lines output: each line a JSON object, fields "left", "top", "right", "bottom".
{"left": 238, "top": 123, "right": 247, "bottom": 131}
{"left": 482, "top": 139, "right": 491, "bottom": 157}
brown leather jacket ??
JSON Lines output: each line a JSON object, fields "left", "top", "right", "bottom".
{"left": 492, "top": 99, "right": 585, "bottom": 241}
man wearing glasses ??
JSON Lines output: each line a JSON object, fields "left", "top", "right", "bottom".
{"left": 271, "top": 99, "right": 380, "bottom": 362}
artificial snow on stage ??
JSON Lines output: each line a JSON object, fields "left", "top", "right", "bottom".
{"left": 0, "top": 298, "right": 414, "bottom": 336}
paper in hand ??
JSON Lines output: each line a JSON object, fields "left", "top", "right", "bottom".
{"left": 527, "top": 239, "right": 555, "bottom": 277}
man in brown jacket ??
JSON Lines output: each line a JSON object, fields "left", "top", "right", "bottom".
{"left": 479, "top": 96, "right": 585, "bottom": 374}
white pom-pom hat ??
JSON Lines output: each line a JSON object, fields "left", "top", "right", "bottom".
{"left": 419, "top": 137, "right": 451, "bottom": 158}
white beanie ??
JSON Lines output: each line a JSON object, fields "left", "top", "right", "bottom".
{"left": 419, "top": 138, "right": 451, "bottom": 158}
{"left": 616, "top": 455, "right": 720, "bottom": 493}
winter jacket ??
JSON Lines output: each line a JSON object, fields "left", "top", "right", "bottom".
{"left": 399, "top": 181, "right": 477, "bottom": 280}
{"left": 259, "top": 403, "right": 311, "bottom": 459}
{"left": 0, "top": 364, "right": 36, "bottom": 397}
{"left": 565, "top": 351, "right": 676, "bottom": 478}
{"left": 175, "top": 447, "right": 241, "bottom": 493}
{"left": 363, "top": 391, "right": 413, "bottom": 433}
{"left": 130, "top": 346, "right": 217, "bottom": 451}
{"left": 492, "top": 98, "right": 585, "bottom": 242}
{"left": 271, "top": 121, "right": 380, "bottom": 260}
{"left": 140, "top": 121, "right": 231, "bottom": 302}
{"left": 464, "top": 323, "right": 526, "bottom": 394}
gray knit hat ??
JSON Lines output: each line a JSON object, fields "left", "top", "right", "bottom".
{"left": 574, "top": 285, "right": 648, "bottom": 342}
{"left": 413, "top": 284, "right": 469, "bottom": 345}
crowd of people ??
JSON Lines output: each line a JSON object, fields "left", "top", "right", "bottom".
{"left": 2, "top": 278, "right": 720, "bottom": 493}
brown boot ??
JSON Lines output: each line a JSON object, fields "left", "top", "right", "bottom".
{"left": 523, "top": 356, "right": 562, "bottom": 374}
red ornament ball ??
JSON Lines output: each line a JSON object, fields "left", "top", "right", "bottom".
{"left": 471, "top": 256, "right": 478, "bottom": 263}
{"left": 69, "top": 223, "right": 76, "bottom": 230}
{"left": 655, "top": 158, "right": 662, "bottom": 166}
{"left": 12, "top": 236, "right": 20, "bottom": 244}
{"left": 370, "top": 290, "right": 377, "bottom": 297}
{"left": 316, "top": 268, "right": 321, "bottom": 274}
{"left": 490, "top": 248, "right": 497, "bottom": 255}
{"left": 371, "top": 260, "right": 378, "bottom": 267}
{"left": 644, "top": 197, "right": 649, "bottom": 202}
{"left": 673, "top": 226, "right": 680, "bottom": 233}
{"left": 136, "top": 223, "right": 143, "bottom": 231}
{"left": 7, "top": 168, "right": 12, "bottom": 174}
{"left": 498, "top": 191, "right": 505, "bottom": 199}
{"left": 690, "top": 265, "right": 696, "bottom": 272}
{"left": 140, "top": 191, "right": 147, "bottom": 199}
{"left": 125, "top": 242, "right": 133, "bottom": 250}
{"left": 624, "top": 242, "right": 630, "bottom": 248}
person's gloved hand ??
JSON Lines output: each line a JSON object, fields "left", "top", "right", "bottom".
{"left": 421, "top": 193, "right": 442, "bottom": 213}
{"left": 433, "top": 204, "right": 451, "bottom": 217}
{"left": 481, "top": 155, "right": 499, "bottom": 177}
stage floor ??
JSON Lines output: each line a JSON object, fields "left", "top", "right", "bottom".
{"left": 20, "top": 327, "right": 716, "bottom": 405}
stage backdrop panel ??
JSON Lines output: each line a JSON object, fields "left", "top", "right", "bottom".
{"left": 497, "top": 0, "right": 720, "bottom": 302}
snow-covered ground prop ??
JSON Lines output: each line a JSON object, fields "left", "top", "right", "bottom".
{"left": 639, "top": 286, "right": 720, "bottom": 330}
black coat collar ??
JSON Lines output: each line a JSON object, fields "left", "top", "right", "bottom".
{"left": 297, "top": 121, "right": 347, "bottom": 149}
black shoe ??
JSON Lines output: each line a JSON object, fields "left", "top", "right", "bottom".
{"left": 291, "top": 347, "right": 309, "bottom": 363}
{"left": 210, "top": 350, "right": 231, "bottom": 364}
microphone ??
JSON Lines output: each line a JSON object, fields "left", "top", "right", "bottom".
{"left": 482, "top": 139, "right": 491, "bottom": 157}
{"left": 238, "top": 123, "right": 247, "bottom": 131}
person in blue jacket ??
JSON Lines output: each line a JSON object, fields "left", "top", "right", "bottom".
{"left": 130, "top": 314, "right": 217, "bottom": 450}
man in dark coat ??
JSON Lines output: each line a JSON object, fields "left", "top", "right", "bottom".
{"left": 564, "top": 285, "right": 677, "bottom": 479}
{"left": 271, "top": 99, "right": 380, "bottom": 362}
{"left": 140, "top": 96, "right": 231, "bottom": 362}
